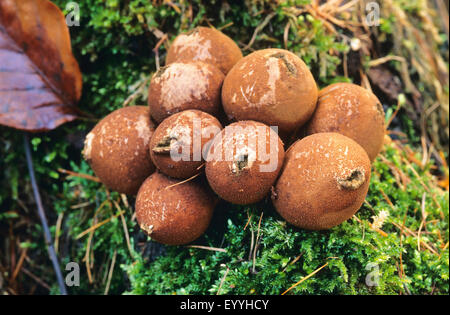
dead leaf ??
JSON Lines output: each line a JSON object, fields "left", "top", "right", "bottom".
{"left": 0, "top": 0, "right": 82, "bottom": 132}
{"left": 367, "top": 65, "right": 403, "bottom": 102}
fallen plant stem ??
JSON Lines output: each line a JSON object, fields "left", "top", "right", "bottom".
{"left": 281, "top": 262, "right": 329, "bottom": 295}
{"left": 252, "top": 212, "right": 264, "bottom": 273}
{"left": 21, "top": 267, "right": 51, "bottom": 291}
{"left": 165, "top": 172, "right": 201, "bottom": 190}
{"left": 186, "top": 245, "right": 227, "bottom": 253}
{"left": 24, "top": 133, "right": 67, "bottom": 295}
{"left": 58, "top": 168, "right": 101, "bottom": 183}
{"left": 243, "top": 12, "right": 277, "bottom": 50}
{"left": 54, "top": 212, "right": 64, "bottom": 254}
{"left": 104, "top": 250, "right": 117, "bottom": 295}
{"left": 76, "top": 210, "right": 125, "bottom": 240}
{"left": 114, "top": 201, "right": 134, "bottom": 258}
{"left": 391, "top": 221, "right": 438, "bottom": 254}
{"left": 216, "top": 265, "right": 230, "bottom": 295}
{"left": 10, "top": 247, "right": 28, "bottom": 283}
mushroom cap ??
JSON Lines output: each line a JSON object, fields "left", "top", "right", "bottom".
{"left": 148, "top": 61, "right": 224, "bottom": 123}
{"left": 221, "top": 48, "right": 318, "bottom": 137}
{"left": 306, "top": 82, "right": 386, "bottom": 161}
{"left": 272, "top": 132, "right": 371, "bottom": 230}
{"left": 166, "top": 26, "right": 243, "bottom": 75}
{"left": 83, "top": 106, "right": 155, "bottom": 195}
{"left": 150, "top": 110, "right": 223, "bottom": 179}
{"left": 135, "top": 172, "right": 217, "bottom": 245}
{"left": 205, "top": 120, "right": 285, "bottom": 205}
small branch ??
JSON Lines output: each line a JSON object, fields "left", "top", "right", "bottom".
{"left": 21, "top": 267, "right": 51, "bottom": 291}
{"left": 10, "top": 247, "right": 28, "bottom": 283}
{"left": 104, "top": 250, "right": 117, "bottom": 295}
{"left": 24, "top": 133, "right": 67, "bottom": 295}
{"left": 185, "top": 245, "right": 227, "bottom": 253}
{"left": 76, "top": 210, "right": 125, "bottom": 240}
{"left": 113, "top": 201, "right": 134, "bottom": 258}
{"left": 281, "top": 262, "right": 329, "bottom": 295}
{"left": 252, "top": 212, "right": 264, "bottom": 273}
{"left": 165, "top": 172, "right": 201, "bottom": 190}
{"left": 216, "top": 265, "right": 230, "bottom": 295}
{"left": 243, "top": 12, "right": 277, "bottom": 50}
{"left": 58, "top": 168, "right": 101, "bottom": 183}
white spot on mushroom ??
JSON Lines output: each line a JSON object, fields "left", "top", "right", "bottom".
{"left": 135, "top": 115, "right": 151, "bottom": 146}
{"left": 83, "top": 132, "right": 95, "bottom": 160}
{"left": 257, "top": 56, "right": 280, "bottom": 106}
{"left": 159, "top": 63, "right": 212, "bottom": 111}
{"left": 172, "top": 32, "right": 212, "bottom": 61}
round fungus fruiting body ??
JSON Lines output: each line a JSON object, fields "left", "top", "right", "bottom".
{"left": 272, "top": 132, "right": 371, "bottom": 230}
{"left": 150, "top": 110, "right": 223, "bottom": 179}
{"left": 305, "top": 82, "right": 386, "bottom": 161}
{"left": 205, "top": 121, "right": 285, "bottom": 205}
{"left": 135, "top": 172, "right": 217, "bottom": 245}
{"left": 83, "top": 106, "right": 155, "bottom": 195}
{"left": 148, "top": 61, "right": 225, "bottom": 123}
{"left": 221, "top": 48, "right": 318, "bottom": 137}
{"left": 166, "top": 26, "right": 243, "bottom": 75}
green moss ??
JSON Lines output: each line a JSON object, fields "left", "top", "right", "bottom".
{"left": 0, "top": 0, "right": 447, "bottom": 295}
{"left": 124, "top": 142, "right": 448, "bottom": 295}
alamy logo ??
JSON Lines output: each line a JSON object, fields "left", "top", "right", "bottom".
{"left": 65, "top": 2, "right": 80, "bottom": 27}
{"left": 365, "top": 262, "right": 380, "bottom": 287}
{"left": 65, "top": 262, "right": 80, "bottom": 287}
{"left": 365, "top": 2, "right": 380, "bottom": 27}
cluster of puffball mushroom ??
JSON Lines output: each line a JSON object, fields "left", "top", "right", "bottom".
{"left": 83, "top": 27, "right": 386, "bottom": 246}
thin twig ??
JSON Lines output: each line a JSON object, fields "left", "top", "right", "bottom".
{"left": 243, "top": 211, "right": 253, "bottom": 231}
{"left": 185, "top": 245, "right": 227, "bottom": 253}
{"left": 252, "top": 212, "right": 263, "bottom": 273}
{"left": 114, "top": 201, "right": 134, "bottom": 258}
{"left": 22, "top": 267, "right": 51, "bottom": 291}
{"left": 58, "top": 168, "right": 101, "bottom": 183}
{"left": 216, "top": 265, "right": 230, "bottom": 295}
{"left": 104, "top": 250, "right": 117, "bottom": 295}
{"left": 281, "top": 262, "right": 329, "bottom": 295}
{"left": 165, "top": 172, "right": 201, "bottom": 190}
{"left": 54, "top": 212, "right": 64, "bottom": 254}
{"left": 76, "top": 210, "right": 125, "bottom": 240}
{"left": 281, "top": 253, "right": 303, "bottom": 273}
{"left": 391, "top": 221, "right": 438, "bottom": 254}
{"left": 10, "top": 247, "right": 28, "bottom": 283}
{"left": 243, "top": 12, "right": 277, "bottom": 50}
{"left": 84, "top": 199, "right": 110, "bottom": 283}
{"left": 417, "top": 193, "right": 427, "bottom": 251}
{"left": 24, "top": 134, "right": 67, "bottom": 295}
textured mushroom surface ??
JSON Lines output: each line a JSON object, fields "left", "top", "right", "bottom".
{"left": 306, "top": 82, "right": 386, "bottom": 161}
{"left": 83, "top": 106, "right": 155, "bottom": 195}
{"left": 135, "top": 172, "right": 216, "bottom": 245}
{"left": 272, "top": 132, "right": 371, "bottom": 230}
{"left": 148, "top": 61, "right": 224, "bottom": 123}
{"left": 206, "top": 120, "right": 285, "bottom": 205}
{"left": 166, "top": 26, "right": 242, "bottom": 75}
{"left": 150, "top": 110, "right": 223, "bottom": 179}
{"left": 221, "top": 48, "right": 318, "bottom": 137}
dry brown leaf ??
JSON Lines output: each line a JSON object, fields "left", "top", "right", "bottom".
{"left": 0, "top": 0, "right": 82, "bottom": 132}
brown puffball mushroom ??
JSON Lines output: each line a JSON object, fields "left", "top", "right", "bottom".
{"left": 305, "top": 82, "right": 386, "bottom": 161}
{"left": 150, "top": 110, "right": 223, "bottom": 179}
{"left": 83, "top": 106, "right": 155, "bottom": 195}
{"left": 135, "top": 172, "right": 217, "bottom": 245}
{"left": 148, "top": 61, "right": 225, "bottom": 123}
{"left": 205, "top": 121, "right": 285, "bottom": 205}
{"left": 166, "top": 26, "right": 243, "bottom": 75}
{"left": 221, "top": 48, "right": 318, "bottom": 137}
{"left": 272, "top": 132, "right": 371, "bottom": 230}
